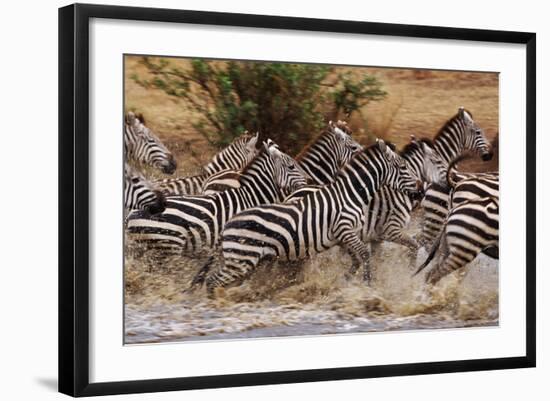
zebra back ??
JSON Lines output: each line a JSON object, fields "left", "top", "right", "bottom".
{"left": 416, "top": 196, "right": 499, "bottom": 284}
{"left": 124, "top": 112, "right": 177, "bottom": 174}
{"left": 155, "top": 132, "right": 259, "bottom": 196}
{"left": 450, "top": 173, "right": 499, "bottom": 208}
{"left": 202, "top": 169, "right": 243, "bottom": 195}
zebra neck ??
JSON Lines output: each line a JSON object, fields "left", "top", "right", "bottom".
{"left": 402, "top": 149, "right": 425, "bottom": 180}
{"left": 235, "top": 158, "right": 279, "bottom": 207}
{"left": 433, "top": 118, "right": 466, "bottom": 165}
{"left": 297, "top": 132, "right": 340, "bottom": 185}
{"left": 232, "top": 178, "right": 279, "bottom": 209}
{"left": 334, "top": 154, "right": 382, "bottom": 209}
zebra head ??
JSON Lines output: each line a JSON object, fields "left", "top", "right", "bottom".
{"left": 204, "top": 131, "right": 259, "bottom": 175}
{"left": 376, "top": 139, "right": 424, "bottom": 199}
{"left": 124, "top": 163, "right": 166, "bottom": 215}
{"left": 125, "top": 112, "right": 177, "bottom": 174}
{"left": 329, "top": 120, "right": 364, "bottom": 167}
{"left": 402, "top": 136, "right": 447, "bottom": 186}
{"left": 457, "top": 107, "right": 494, "bottom": 161}
{"left": 265, "top": 140, "right": 309, "bottom": 197}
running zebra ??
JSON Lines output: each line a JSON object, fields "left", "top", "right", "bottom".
{"left": 351, "top": 137, "right": 447, "bottom": 273}
{"left": 156, "top": 132, "right": 259, "bottom": 196}
{"left": 124, "top": 163, "right": 166, "bottom": 216}
{"left": 201, "top": 140, "right": 423, "bottom": 295}
{"left": 126, "top": 140, "right": 309, "bottom": 256}
{"left": 124, "top": 112, "right": 177, "bottom": 174}
{"left": 284, "top": 136, "right": 446, "bottom": 276}
{"left": 414, "top": 196, "right": 499, "bottom": 284}
{"left": 417, "top": 107, "right": 494, "bottom": 248}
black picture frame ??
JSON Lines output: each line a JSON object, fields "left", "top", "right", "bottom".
{"left": 59, "top": 3, "right": 536, "bottom": 397}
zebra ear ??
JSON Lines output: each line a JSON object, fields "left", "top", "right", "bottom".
{"left": 263, "top": 139, "right": 276, "bottom": 153}
{"left": 126, "top": 111, "right": 136, "bottom": 125}
{"left": 458, "top": 106, "right": 465, "bottom": 119}
{"left": 376, "top": 138, "right": 387, "bottom": 153}
{"left": 247, "top": 132, "right": 259, "bottom": 151}
{"left": 421, "top": 141, "right": 434, "bottom": 155}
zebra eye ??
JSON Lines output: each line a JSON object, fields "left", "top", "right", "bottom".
{"left": 288, "top": 164, "right": 296, "bottom": 170}
{"left": 131, "top": 177, "right": 140, "bottom": 184}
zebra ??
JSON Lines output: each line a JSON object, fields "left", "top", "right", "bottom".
{"left": 124, "top": 112, "right": 177, "bottom": 174}
{"left": 200, "top": 139, "right": 423, "bottom": 296}
{"left": 413, "top": 196, "right": 499, "bottom": 285}
{"left": 155, "top": 132, "right": 259, "bottom": 196}
{"left": 417, "top": 107, "right": 494, "bottom": 248}
{"left": 284, "top": 136, "right": 447, "bottom": 277}
{"left": 198, "top": 120, "right": 363, "bottom": 195}
{"left": 124, "top": 163, "right": 166, "bottom": 216}
{"left": 126, "top": 139, "right": 309, "bottom": 258}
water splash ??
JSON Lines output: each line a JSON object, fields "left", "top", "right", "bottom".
{"left": 124, "top": 215, "right": 498, "bottom": 344}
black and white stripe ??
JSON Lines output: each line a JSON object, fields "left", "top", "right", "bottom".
{"left": 296, "top": 120, "right": 363, "bottom": 185}
{"left": 200, "top": 121, "right": 363, "bottom": 195}
{"left": 156, "top": 132, "right": 259, "bottom": 195}
{"left": 126, "top": 140, "right": 308, "bottom": 256}
{"left": 414, "top": 196, "right": 499, "bottom": 285}
{"left": 124, "top": 112, "right": 177, "bottom": 174}
{"left": 201, "top": 140, "right": 423, "bottom": 295}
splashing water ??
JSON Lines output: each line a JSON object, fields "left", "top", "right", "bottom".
{"left": 124, "top": 212, "right": 498, "bottom": 344}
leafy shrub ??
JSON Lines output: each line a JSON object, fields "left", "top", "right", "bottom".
{"left": 133, "top": 57, "right": 386, "bottom": 154}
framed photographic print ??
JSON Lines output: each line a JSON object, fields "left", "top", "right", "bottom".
{"left": 58, "top": 3, "right": 536, "bottom": 397}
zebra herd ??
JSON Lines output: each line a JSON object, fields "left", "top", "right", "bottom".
{"left": 123, "top": 107, "right": 499, "bottom": 299}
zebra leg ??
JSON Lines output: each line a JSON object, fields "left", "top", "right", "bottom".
{"left": 283, "top": 260, "right": 304, "bottom": 285}
{"left": 205, "top": 256, "right": 259, "bottom": 298}
{"left": 185, "top": 255, "right": 215, "bottom": 293}
{"left": 385, "top": 233, "right": 420, "bottom": 269}
{"left": 340, "top": 232, "right": 373, "bottom": 284}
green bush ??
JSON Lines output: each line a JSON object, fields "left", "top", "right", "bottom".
{"left": 133, "top": 57, "right": 386, "bottom": 154}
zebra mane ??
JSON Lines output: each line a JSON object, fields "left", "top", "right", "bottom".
{"left": 136, "top": 113, "right": 146, "bottom": 125}
{"left": 236, "top": 145, "right": 268, "bottom": 177}
{"left": 433, "top": 108, "right": 474, "bottom": 142}
{"left": 400, "top": 137, "right": 434, "bottom": 157}
{"left": 340, "top": 140, "right": 393, "bottom": 169}
{"left": 295, "top": 127, "right": 328, "bottom": 161}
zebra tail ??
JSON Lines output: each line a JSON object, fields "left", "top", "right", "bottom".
{"left": 412, "top": 232, "right": 442, "bottom": 277}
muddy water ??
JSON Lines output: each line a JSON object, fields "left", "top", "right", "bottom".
{"left": 124, "top": 211, "right": 498, "bottom": 344}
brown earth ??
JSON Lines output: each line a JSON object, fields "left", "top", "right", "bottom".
{"left": 124, "top": 56, "right": 499, "bottom": 176}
